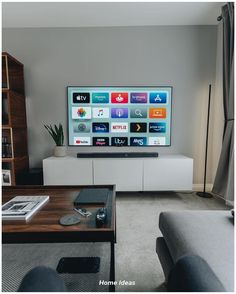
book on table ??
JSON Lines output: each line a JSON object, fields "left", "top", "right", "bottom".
{"left": 2, "top": 195, "right": 49, "bottom": 221}
{"left": 74, "top": 188, "right": 109, "bottom": 206}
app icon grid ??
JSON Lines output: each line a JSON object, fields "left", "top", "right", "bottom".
{"left": 68, "top": 87, "right": 172, "bottom": 146}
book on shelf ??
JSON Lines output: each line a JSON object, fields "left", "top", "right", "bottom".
{"left": 2, "top": 169, "right": 11, "bottom": 186}
{"left": 2, "top": 195, "right": 49, "bottom": 221}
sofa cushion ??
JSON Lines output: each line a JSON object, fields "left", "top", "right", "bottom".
{"left": 159, "top": 210, "right": 234, "bottom": 291}
{"left": 167, "top": 255, "right": 225, "bottom": 292}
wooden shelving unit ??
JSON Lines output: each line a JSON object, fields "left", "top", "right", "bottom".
{"left": 2, "top": 52, "right": 29, "bottom": 185}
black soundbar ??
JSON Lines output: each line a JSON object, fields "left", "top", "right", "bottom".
{"left": 77, "top": 152, "right": 158, "bottom": 158}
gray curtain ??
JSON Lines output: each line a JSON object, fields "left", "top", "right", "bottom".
{"left": 212, "top": 3, "right": 234, "bottom": 204}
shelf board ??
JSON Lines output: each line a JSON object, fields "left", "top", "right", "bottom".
{"left": 2, "top": 88, "right": 25, "bottom": 98}
{"left": 2, "top": 158, "right": 14, "bottom": 162}
{"left": 2, "top": 52, "right": 24, "bottom": 66}
{"left": 2, "top": 126, "right": 27, "bottom": 130}
{"left": 2, "top": 156, "right": 28, "bottom": 163}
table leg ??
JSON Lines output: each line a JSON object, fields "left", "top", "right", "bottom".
{"left": 109, "top": 241, "right": 115, "bottom": 292}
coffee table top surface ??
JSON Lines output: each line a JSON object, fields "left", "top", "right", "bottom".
{"left": 2, "top": 185, "right": 116, "bottom": 243}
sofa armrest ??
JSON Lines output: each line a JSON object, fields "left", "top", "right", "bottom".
{"left": 156, "top": 237, "right": 174, "bottom": 280}
{"left": 18, "top": 266, "right": 66, "bottom": 292}
{"left": 167, "top": 255, "right": 226, "bottom": 292}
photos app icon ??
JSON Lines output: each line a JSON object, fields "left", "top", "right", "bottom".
{"left": 72, "top": 107, "right": 92, "bottom": 119}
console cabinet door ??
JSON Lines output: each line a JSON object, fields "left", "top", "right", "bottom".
{"left": 43, "top": 157, "right": 93, "bottom": 185}
{"left": 143, "top": 157, "right": 193, "bottom": 191}
{"left": 93, "top": 159, "right": 143, "bottom": 191}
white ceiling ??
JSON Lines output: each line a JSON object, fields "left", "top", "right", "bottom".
{"left": 2, "top": 2, "right": 223, "bottom": 28}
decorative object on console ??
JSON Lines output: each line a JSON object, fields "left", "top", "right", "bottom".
{"left": 54, "top": 146, "right": 66, "bottom": 157}
{"left": 44, "top": 123, "right": 66, "bottom": 157}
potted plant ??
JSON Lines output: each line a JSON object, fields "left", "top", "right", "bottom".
{"left": 44, "top": 123, "right": 66, "bottom": 157}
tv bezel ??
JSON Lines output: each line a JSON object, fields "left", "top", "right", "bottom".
{"left": 67, "top": 86, "right": 173, "bottom": 147}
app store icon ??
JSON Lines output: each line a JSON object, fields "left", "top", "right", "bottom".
{"left": 149, "top": 92, "right": 167, "bottom": 104}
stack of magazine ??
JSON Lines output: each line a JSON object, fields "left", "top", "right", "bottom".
{"left": 2, "top": 195, "right": 49, "bottom": 221}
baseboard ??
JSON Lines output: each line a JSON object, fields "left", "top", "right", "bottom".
{"left": 192, "top": 184, "right": 213, "bottom": 192}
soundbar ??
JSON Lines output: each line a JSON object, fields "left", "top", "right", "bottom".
{"left": 77, "top": 152, "right": 158, "bottom": 158}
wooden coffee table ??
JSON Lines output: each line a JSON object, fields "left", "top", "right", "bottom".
{"left": 2, "top": 185, "right": 116, "bottom": 291}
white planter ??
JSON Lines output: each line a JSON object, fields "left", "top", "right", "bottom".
{"left": 54, "top": 146, "right": 67, "bottom": 157}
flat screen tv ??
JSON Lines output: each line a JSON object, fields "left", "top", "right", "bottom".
{"left": 67, "top": 87, "right": 172, "bottom": 147}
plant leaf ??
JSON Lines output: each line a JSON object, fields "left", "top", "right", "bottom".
{"left": 44, "top": 123, "right": 64, "bottom": 146}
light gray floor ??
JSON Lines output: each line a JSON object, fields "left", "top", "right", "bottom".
{"left": 2, "top": 191, "right": 228, "bottom": 292}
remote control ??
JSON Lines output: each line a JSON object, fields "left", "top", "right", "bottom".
{"left": 74, "top": 207, "right": 91, "bottom": 217}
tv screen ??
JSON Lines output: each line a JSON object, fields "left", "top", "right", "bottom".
{"left": 67, "top": 87, "right": 172, "bottom": 146}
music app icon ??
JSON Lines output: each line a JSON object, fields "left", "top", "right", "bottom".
{"left": 92, "top": 108, "right": 109, "bottom": 118}
{"left": 149, "top": 108, "right": 166, "bottom": 119}
{"left": 98, "top": 109, "right": 103, "bottom": 116}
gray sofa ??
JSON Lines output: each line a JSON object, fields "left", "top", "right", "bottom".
{"left": 156, "top": 210, "right": 234, "bottom": 292}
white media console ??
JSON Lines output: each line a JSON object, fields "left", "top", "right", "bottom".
{"left": 43, "top": 154, "right": 193, "bottom": 191}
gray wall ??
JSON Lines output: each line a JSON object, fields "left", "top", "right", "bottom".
{"left": 2, "top": 26, "right": 217, "bottom": 184}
